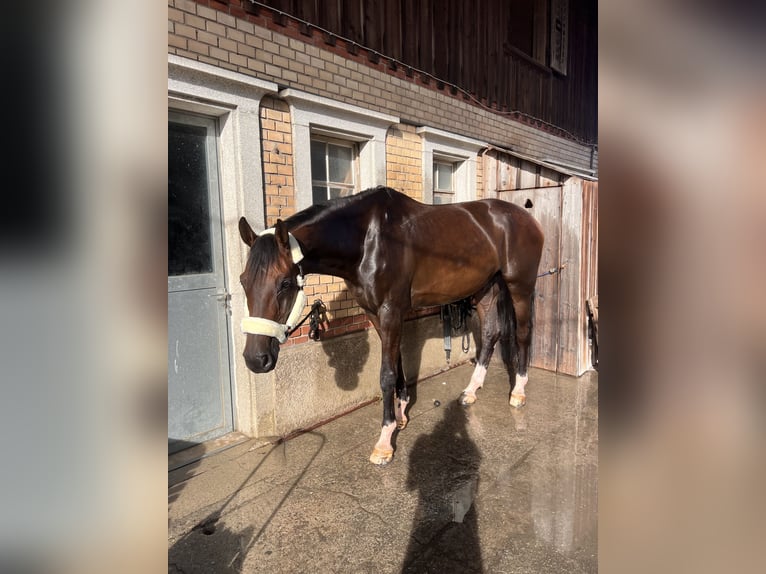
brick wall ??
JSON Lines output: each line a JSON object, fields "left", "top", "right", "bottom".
{"left": 281, "top": 121, "right": 437, "bottom": 347}
{"left": 285, "top": 276, "right": 372, "bottom": 347}
{"left": 261, "top": 97, "right": 296, "bottom": 223}
{"left": 256, "top": 96, "right": 372, "bottom": 346}
{"left": 385, "top": 124, "right": 423, "bottom": 201}
{"left": 168, "top": 0, "right": 597, "bottom": 172}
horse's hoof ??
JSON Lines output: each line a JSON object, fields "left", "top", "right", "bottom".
{"left": 369, "top": 448, "right": 394, "bottom": 465}
{"left": 459, "top": 391, "right": 477, "bottom": 406}
{"left": 509, "top": 393, "right": 526, "bottom": 408}
{"left": 396, "top": 419, "right": 408, "bottom": 430}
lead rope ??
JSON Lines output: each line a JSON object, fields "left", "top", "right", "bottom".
{"left": 285, "top": 264, "right": 327, "bottom": 341}
{"left": 286, "top": 299, "right": 327, "bottom": 340}
{"left": 537, "top": 262, "right": 567, "bottom": 278}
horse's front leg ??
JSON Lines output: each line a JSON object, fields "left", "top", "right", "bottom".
{"left": 369, "top": 309, "right": 403, "bottom": 465}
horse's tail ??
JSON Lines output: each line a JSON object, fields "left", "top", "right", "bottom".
{"left": 496, "top": 274, "right": 516, "bottom": 371}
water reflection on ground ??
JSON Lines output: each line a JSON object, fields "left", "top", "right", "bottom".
{"left": 484, "top": 371, "right": 598, "bottom": 571}
{"left": 168, "top": 366, "right": 598, "bottom": 574}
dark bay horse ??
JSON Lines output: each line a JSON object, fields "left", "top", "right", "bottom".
{"left": 238, "top": 186, "right": 543, "bottom": 465}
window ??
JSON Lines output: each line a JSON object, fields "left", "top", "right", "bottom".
{"left": 417, "top": 126, "right": 485, "bottom": 205}
{"left": 168, "top": 119, "right": 215, "bottom": 276}
{"left": 433, "top": 160, "right": 456, "bottom": 205}
{"left": 508, "top": 0, "right": 536, "bottom": 58}
{"left": 505, "top": 0, "right": 567, "bottom": 72}
{"left": 280, "top": 89, "right": 398, "bottom": 210}
{"left": 310, "top": 137, "right": 358, "bottom": 204}
{"left": 549, "top": 0, "right": 569, "bottom": 75}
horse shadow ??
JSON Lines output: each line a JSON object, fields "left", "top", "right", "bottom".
{"left": 316, "top": 295, "right": 371, "bottom": 391}
{"left": 401, "top": 401, "right": 484, "bottom": 573}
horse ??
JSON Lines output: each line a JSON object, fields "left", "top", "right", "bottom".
{"left": 238, "top": 186, "right": 544, "bottom": 465}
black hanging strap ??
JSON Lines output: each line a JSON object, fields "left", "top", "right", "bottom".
{"left": 440, "top": 298, "right": 473, "bottom": 362}
{"left": 286, "top": 299, "right": 328, "bottom": 340}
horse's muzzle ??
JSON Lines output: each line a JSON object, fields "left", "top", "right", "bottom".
{"left": 243, "top": 336, "right": 280, "bottom": 373}
{"left": 244, "top": 352, "right": 275, "bottom": 373}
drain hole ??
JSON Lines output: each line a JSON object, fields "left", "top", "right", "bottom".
{"left": 524, "top": 199, "right": 533, "bottom": 208}
{"left": 194, "top": 517, "right": 219, "bottom": 536}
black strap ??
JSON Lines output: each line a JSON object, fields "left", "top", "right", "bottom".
{"left": 287, "top": 299, "right": 327, "bottom": 340}
{"left": 441, "top": 298, "right": 473, "bottom": 362}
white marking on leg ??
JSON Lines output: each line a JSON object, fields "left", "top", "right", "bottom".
{"left": 397, "top": 398, "right": 409, "bottom": 426}
{"left": 462, "top": 364, "right": 487, "bottom": 395}
{"left": 374, "top": 421, "right": 397, "bottom": 453}
{"left": 512, "top": 373, "right": 528, "bottom": 396}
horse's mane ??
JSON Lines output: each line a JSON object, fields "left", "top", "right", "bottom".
{"left": 284, "top": 186, "right": 392, "bottom": 229}
{"left": 245, "top": 187, "right": 393, "bottom": 285}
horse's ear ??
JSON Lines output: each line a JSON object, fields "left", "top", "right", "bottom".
{"left": 239, "top": 217, "right": 258, "bottom": 247}
{"left": 274, "top": 219, "right": 291, "bottom": 255}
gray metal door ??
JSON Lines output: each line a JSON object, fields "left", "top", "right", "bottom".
{"left": 168, "top": 112, "right": 233, "bottom": 453}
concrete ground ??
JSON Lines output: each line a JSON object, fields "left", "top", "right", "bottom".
{"left": 169, "top": 362, "right": 598, "bottom": 574}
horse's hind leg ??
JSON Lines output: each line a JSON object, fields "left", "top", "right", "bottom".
{"left": 509, "top": 288, "right": 534, "bottom": 408}
{"left": 459, "top": 282, "right": 501, "bottom": 405}
{"left": 395, "top": 354, "right": 409, "bottom": 430}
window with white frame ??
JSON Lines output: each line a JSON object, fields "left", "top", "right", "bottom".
{"left": 310, "top": 136, "right": 359, "bottom": 204}
{"left": 417, "top": 126, "right": 485, "bottom": 205}
{"left": 433, "top": 159, "right": 457, "bottom": 204}
{"left": 280, "top": 89, "right": 398, "bottom": 210}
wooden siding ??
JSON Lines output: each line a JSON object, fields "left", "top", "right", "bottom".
{"left": 580, "top": 180, "right": 598, "bottom": 369}
{"left": 556, "top": 178, "right": 583, "bottom": 374}
{"left": 249, "top": 0, "right": 597, "bottom": 143}
{"left": 487, "top": 151, "right": 597, "bottom": 375}
{"left": 502, "top": 185, "right": 562, "bottom": 373}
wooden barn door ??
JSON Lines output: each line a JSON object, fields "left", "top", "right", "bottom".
{"left": 489, "top": 154, "right": 598, "bottom": 376}
{"left": 499, "top": 185, "right": 562, "bottom": 372}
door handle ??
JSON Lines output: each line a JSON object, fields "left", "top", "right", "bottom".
{"left": 210, "top": 291, "right": 232, "bottom": 314}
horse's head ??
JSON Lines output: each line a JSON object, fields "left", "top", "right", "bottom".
{"left": 238, "top": 217, "right": 305, "bottom": 373}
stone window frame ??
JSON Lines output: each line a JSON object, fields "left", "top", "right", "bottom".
{"left": 417, "top": 126, "right": 485, "bottom": 204}
{"left": 280, "top": 89, "right": 399, "bottom": 210}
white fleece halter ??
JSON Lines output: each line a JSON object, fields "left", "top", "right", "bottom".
{"left": 240, "top": 228, "right": 306, "bottom": 344}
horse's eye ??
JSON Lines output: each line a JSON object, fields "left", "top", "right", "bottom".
{"left": 278, "top": 279, "right": 292, "bottom": 293}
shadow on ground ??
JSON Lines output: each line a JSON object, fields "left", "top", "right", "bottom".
{"left": 401, "top": 401, "right": 483, "bottom": 573}
{"left": 169, "top": 432, "right": 326, "bottom": 574}
{"left": 168, "top": 364, "right": 598, "bottom": 574}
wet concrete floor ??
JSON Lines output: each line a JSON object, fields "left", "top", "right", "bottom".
{"left": 169, "top": 361, "right": 598, "bottom": 573}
